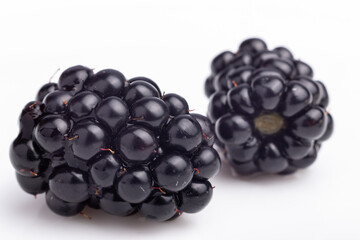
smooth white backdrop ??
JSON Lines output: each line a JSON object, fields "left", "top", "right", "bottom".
{"left": 0, "top": 0, "right": 359, "bottom": 239}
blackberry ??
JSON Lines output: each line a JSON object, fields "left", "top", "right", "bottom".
{"left": 10, "top": 65, "right": 221, "bottom": 221}
{"left": 205, "top": 38, "right": 333, "bottom": 175}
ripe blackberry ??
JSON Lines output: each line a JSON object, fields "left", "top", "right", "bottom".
{"left": 10, "top": 65, "right": 220, "bottom": 221}
{"left": 205, "top": 38, "right": 333, "bottom": 175}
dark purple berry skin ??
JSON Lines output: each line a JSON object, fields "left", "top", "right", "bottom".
{"left": 10, "top": 137, "right": 48, "bottom": 177}
{"left": 262, "top": 58, "right": 294, "bottom": 78}
{"left": 228, "top": 158, "right": 259, "bottom": 175}
{"left": 11, "top": 66, "right": 219, "bottom": 221}
{"left": 278, "top": 166, "right": 298, "bottom": 175}
{"left": 205, "top": 76, "right": 216, "bottom": 97}
{"left": 227, "top": 85, "right": 255, "bottom": 115}
{"left": 152, "top": 153, "right": 193, "bottom": 192}
{"left": 294, "top": 60, "right": 313, "bottom": 78}
{"left": 225, "top": 136, "right": 260, "bottom": 162}
{"left": 253, "top": 50, "right": 279, "bottom": 67}
{"left": 130, "top": 97, "right": 169, "bottom": 131}
{"left": 250, "top": 68, "right": 284, "bottom": 82}
{"left": 140, "top": 193, "right": 179, "bottom": 221}
{"left": 117, "top": 125, "right": 158, "bottom": 164}
{"left": 206, "top": 38, "right": 332, "bottom": 175}
{"left": 239, "top": 38, "right": 268, "bottom": 55}
{"left": 179, "top": 179, "right": 213, "bottom": 213}
{"left": 161, "top": 115, "right": 202, "bottom": 153}
{"left": 59, "top": 65, "right": 93, "bottom": 94}
{"left": 124, "top": 80, "right": 160, "bottom": 105}
{"left": 68, "top": 91, "right": 100, "bottom": 120}
{"left": 90, "top": 153, "right": 120, "bottom": 188}
{"left": 36, "top": 83, "right": 59, "bottom": 102}
{"left": 281, "top": 82, "right": 313, "bottom": 117}
{"left": 46, "top": 191, "right": 86, "bottom": 216}
{"left": 34, "top": 115, "right": 70, "bottom": 153}
{"left": 295, "top": 77, "right": 320, "bottom": 104}
{"left": 191, "top": 113, "right": 215, "bottom": 147}
{"left": 191, "top": 147, "right": 221, "bottom": 179}
{"left": 258, "top": 143, "right": 289, "bottom": 174}
{"left": 213, "top": 69, "right": 231, "bottom": 91}
{"left": 95, "top": 97, "right": 129, "bottom": 134}
{"left": 231, "top": 53, "right": 253, "bottom": 67}
{"left": 100, "top": 191, "right": 137, "bottom": 216}
{"left": 43, "top": 90, "right": 73, "bottom": 114}
{"left": 317, "top": 81, "right": 329, "bottom": 108}
{"left": 70, "top": 120, "right": 107, "bottom": 160}
{"left": 163, "top": 93, "right": 189, "bottom": 116}
{"left": 128, "top": 77, "right": 162, "bottom": 96}
{"left": 290, "top": 107, "right": 327, "bottom": 140}
{"left": 116, "top": 166, "right": 152, "bottom": 203}
{"left": 215, "top": 113, "right": 252, "bottom": 145}
{"left": 19, "top": 101, "right": 44, "bottom": 139}
{"left": 318, "top": 113, "right": 333, "bottom": 142}
{"left": 207, "top": 91, "right": 229, "bottom": 123}
{"left": 84, "top": 69, "right": 126, "bottom": 98}
{"left": 16, "top": 173, "right": 48, "bottom": 194}
{"left": 251, "top": 76, "right": 285, "bottom": 110}
{"left": 280, "top": 134, "right": 313, "bottom": 160}
{"left": 290, "top": 144, "right": 319, "bottom": 168}
{"left": 49, "top": 169, "right": 89, "bottom": 203}
{"left": 211, "top": 51, "right": 235, "bottom": 74}
{"left": 226, "top": 66, "right": 254, "bottom": 89}
{"left": 273, "top": 47, "right": 293, "bottom": 60}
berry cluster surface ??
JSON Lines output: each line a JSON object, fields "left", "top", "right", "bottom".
{"left": 205, "top": 38, "right": 333, "bottom": 175}
{"left": 10, "top": 66, "right": 221, "bottom": 221}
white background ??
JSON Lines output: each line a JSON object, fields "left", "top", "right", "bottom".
{"left": 0, "top": 0, "right": 359, "bottom": 239}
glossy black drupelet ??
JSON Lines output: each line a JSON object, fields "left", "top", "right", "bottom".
{"left": 10, "top": 66, "right": 221, "bottom": 221}
{"left": 205, "top": 38, "right": 333, "bottom": 175}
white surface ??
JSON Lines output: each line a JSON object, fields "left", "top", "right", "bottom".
{"left": 0, "top": 0, "right": 359, "bottom": 239}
